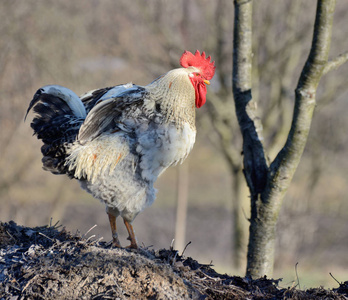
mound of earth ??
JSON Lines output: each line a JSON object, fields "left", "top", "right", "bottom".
{"left": 0, "top": 221, "right": 347, "bottom": 299}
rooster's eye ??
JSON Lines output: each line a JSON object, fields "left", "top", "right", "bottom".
{"left": 189, "top": 72, "right": 200, "bottom": 78}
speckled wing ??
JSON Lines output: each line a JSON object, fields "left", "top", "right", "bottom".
{"left": 77, "top": 86, "right": 146, "bottom": 144}
{"left": 65, "top": 86, "right": 147, "bottom": 183}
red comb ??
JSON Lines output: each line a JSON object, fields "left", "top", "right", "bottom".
{"left": 180, "top": 50, "right": 215, "bottom": 80}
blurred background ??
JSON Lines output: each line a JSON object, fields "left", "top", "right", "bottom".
{"left": 1, "top": 0, "right": 348, "bottom": 289}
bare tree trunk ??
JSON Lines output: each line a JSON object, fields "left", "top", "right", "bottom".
{"left": 232, "top": 0, "right": 271, "bottom": 277}
{"left": 233, "top": 0, "right": 342, "bottom": 278}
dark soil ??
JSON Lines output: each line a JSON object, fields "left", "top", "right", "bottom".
{"left": 0, "top": 221, "right": 347, "bottom": 299}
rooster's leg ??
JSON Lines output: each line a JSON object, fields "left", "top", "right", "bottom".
{"left": 108, "top": 213, "right": 121, "bottom": 248}
{"left": 123, "top": 219, "right": 138, "bottom": 249}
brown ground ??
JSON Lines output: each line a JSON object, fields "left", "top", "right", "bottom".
{"left": 1, "top": 221, "right": 347, "bottom": 299}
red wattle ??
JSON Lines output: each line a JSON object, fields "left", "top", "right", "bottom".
{"left": 190, "top": 78, "right": 207, "bottom": 108}
{"left": 195, "top": 82, "right": 207, "bottom": 108}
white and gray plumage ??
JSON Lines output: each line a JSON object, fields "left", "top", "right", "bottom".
{"left": 25, "top": 50, "right": 215, "bottom": 248}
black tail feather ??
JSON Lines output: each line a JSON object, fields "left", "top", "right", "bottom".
{"left": 26, "top": 87, "right": 85, "bottom": 176}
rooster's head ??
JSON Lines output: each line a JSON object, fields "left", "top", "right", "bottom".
{"left": 180, "top": 50, "right": 215, "bottom": 108}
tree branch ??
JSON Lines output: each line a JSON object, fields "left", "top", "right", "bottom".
{"left": 269, "top": 0, "right": 336, "bottom": 197}
{"left": 323, "top": 50, "right": 348, "bottom": 75}
{"left": 233, "top": 0, "right": 268, "bottom": 196}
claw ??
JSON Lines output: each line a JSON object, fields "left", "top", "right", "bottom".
{"left": 125, "top": 243, "right": 138, "bottom": 249}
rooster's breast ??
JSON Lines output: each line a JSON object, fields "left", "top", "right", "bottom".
{"left": 136, "top": 122, "right": 196, "bottom": 182}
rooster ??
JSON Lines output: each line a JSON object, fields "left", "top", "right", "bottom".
{"left": 25, "top": 50, "right": 215, "bottom": 248}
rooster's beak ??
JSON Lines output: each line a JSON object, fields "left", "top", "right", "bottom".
{"left": 204, "top": 79, "right": 210, "bottom": 85}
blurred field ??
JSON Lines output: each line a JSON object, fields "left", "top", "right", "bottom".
{"left": 1, "top": 0, "right": 348, "bottom": 289}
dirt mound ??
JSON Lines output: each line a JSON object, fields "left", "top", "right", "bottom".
{"left": 0, "top": 221, "right": 347, "bottom": 299}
